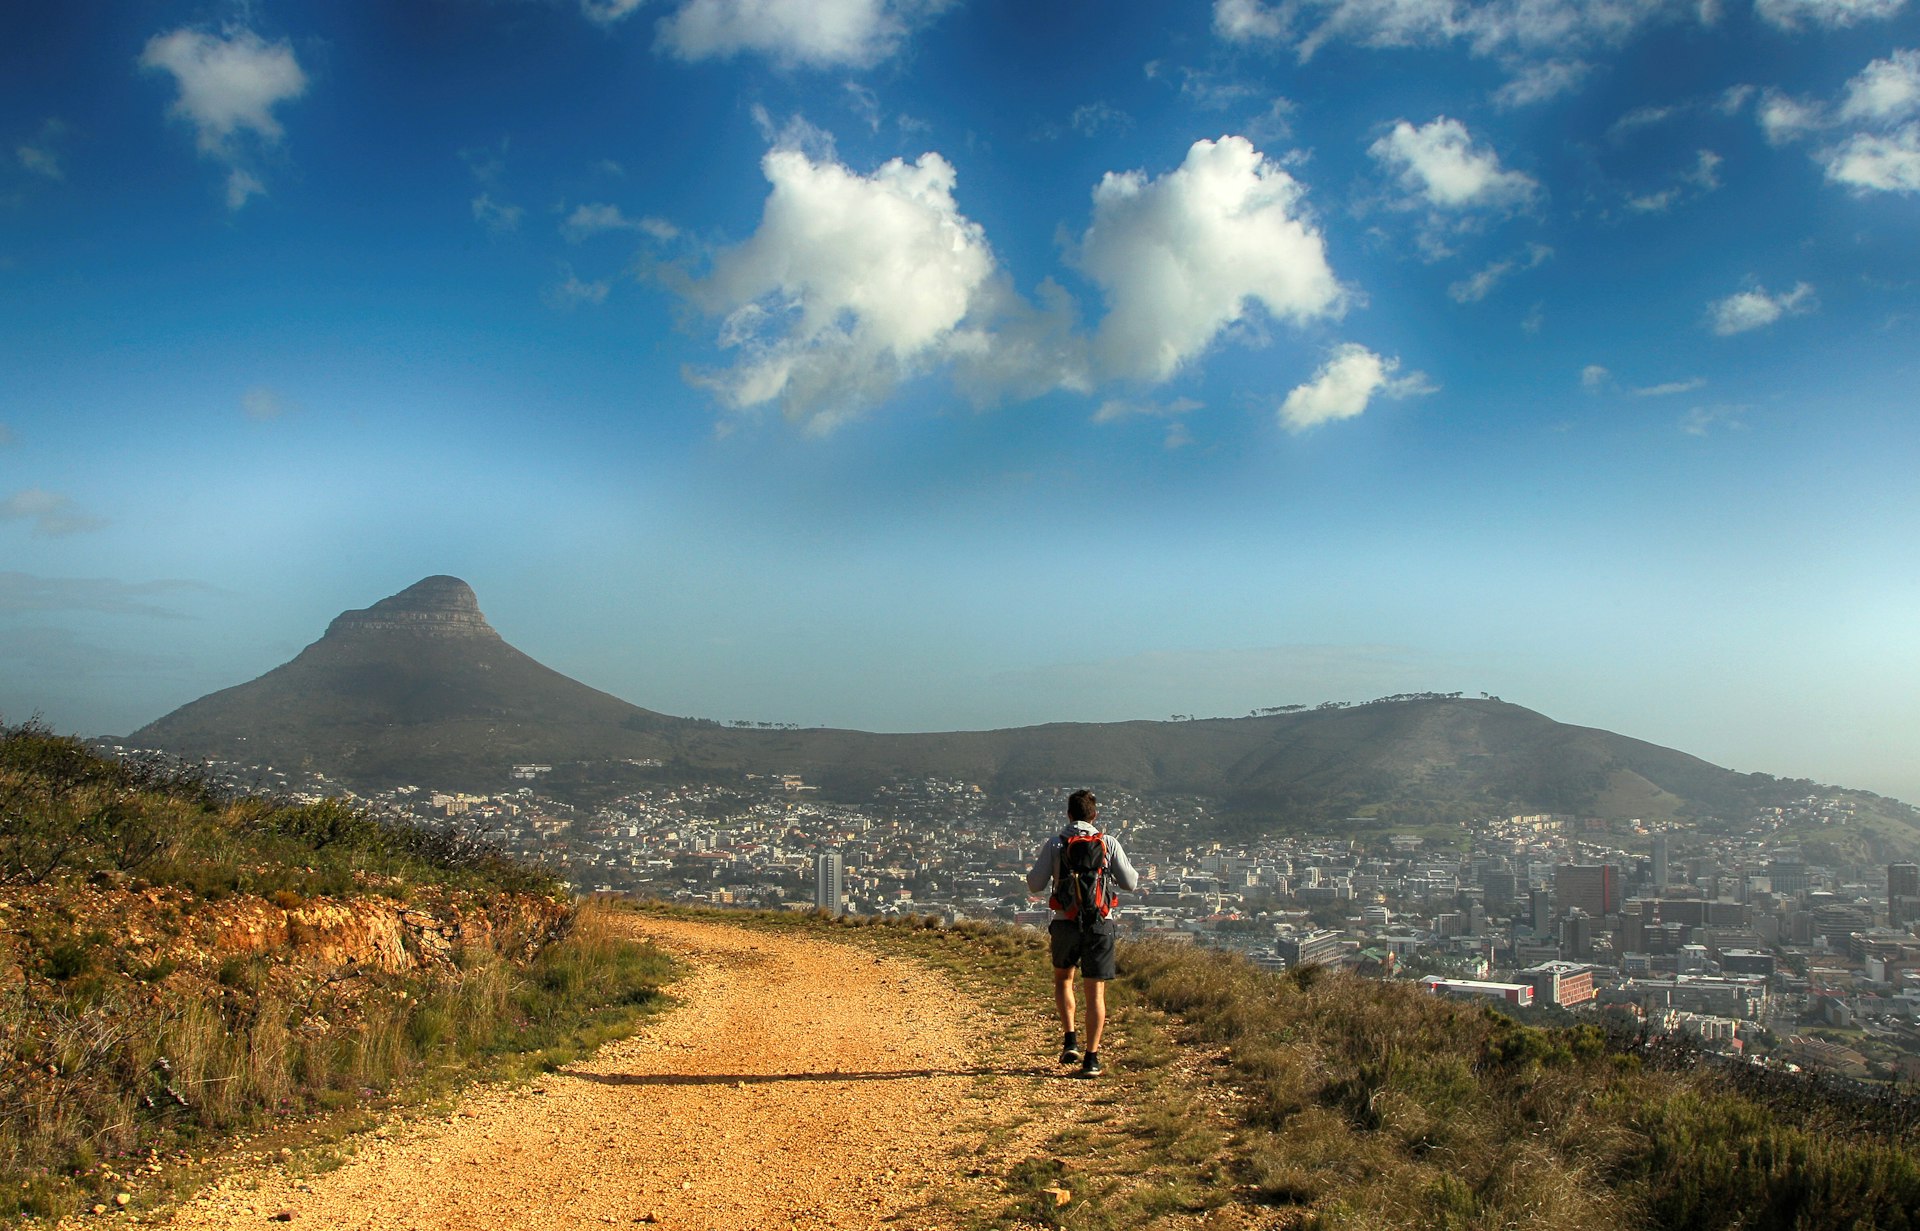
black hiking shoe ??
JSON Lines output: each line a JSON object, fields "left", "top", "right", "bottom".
{"left": 1077, "top": 1052, "right": 1104, "bottom": 1079}
{"left": 1058, "top": 1043, "right": 1082, "bottom": 1065}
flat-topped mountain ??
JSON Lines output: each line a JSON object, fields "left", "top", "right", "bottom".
{"left": 131, "top": 577, "right": 1910, "bottom": 834}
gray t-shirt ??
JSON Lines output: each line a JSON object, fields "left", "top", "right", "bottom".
{"left": 1026, "top": 820, "right": 1141, "bottom": 921}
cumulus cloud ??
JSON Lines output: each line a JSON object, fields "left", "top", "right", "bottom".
{"left": 1278, "top": 343, "right": 1433, "bottom": 431}
{"left": 1823, "top": 125, "right": 1920, "bottom": 191}
{"left": 656, "top": 0, "right": 955, "bottom": 69}
{"left": 1448, "top": 242, "right": 1551, "bottom": 302}
{"left": 1078, "top": 135, "right": 1347, "bottom": 383}
{"left": 140, "top": 26, "right": 305, "bottom": 208}
{"left": 686, "top": 143, "right": 997, "bottom": 432}
{"left": 1707, "top": 282, "right": 1816, "bottom": 334}
{"left": 1370, "top": 117, "right": 1539, "bottom": 211}
{"left": 1840, "top": 48, "right": 1920, "bottom": 122}
{"left": 1755, "top": 0, "right": 1908, "bottom": 31}
{"left": 1759, "top": 88, "right": 1826, "bottom": 144}
{"left": 0, "top": 489, "right": 108, "bottom": 537}
{"left": 1755, "top": 51, "right": 1920, "bottom": 193}
{"left": 1581, "top": 364, "right": 1611, "bottom": 391}
{"left": 1213, "top": 0, "right": 1289, "bottom": 40}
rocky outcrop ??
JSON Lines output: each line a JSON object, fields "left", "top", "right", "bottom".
{"left": 203, "top": 889, "right": 569, "bottom": 973}
{"left": 321, "top": 575, "right": 501, "bottom": 641}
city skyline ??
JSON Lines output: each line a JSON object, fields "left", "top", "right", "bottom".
{"left": 3, "top": 1, "right": 1918, "bottom": 804}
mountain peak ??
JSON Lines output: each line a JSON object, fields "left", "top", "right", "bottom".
{"left": 324, "top": 575, "right": 498, "bottom": 641}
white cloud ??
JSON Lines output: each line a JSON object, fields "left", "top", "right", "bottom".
{"left": 1215, "top": 0, "right": 1695, "bottom": 103}
{"left": 562, "top": 202, "right": 679, "bottom": 242}
{"left": 1754, "top": 0, "right": 1908, "bottom": 31}
{"left": 472, "top": 192, "right": 524, "bottom": 234}
{"left": 687, "top": 143, "right": 997, "bottom": 432}
{"left": 1707, "top": 281, "right": 1816, "bottom": 334}
{"left": 582, "top": 0, "right": 650, "bottom": 23}
{"left": 1632, "top": 376, "right": 1707, "bottom": 395}
{"left": 140, "top": 27, "right": 305, "bottom": 155}
{"left": 0, "top": 488, "right": 108, "bottom": 537}
{"left": 1078, "top": 135, "right": 1348, "bottom": 382}
{"left": 1822, "top": 124, "right": 1920, "bottom": 191}
{"left": 1369, "top": 117, "right": 1539, "bottom": 210}
{"left": 1493, "top": 59, "right": 1592, "bottom": 107}
{"left": 225, "top": 169, "right": 264, "bottom": 210}
{"left": 1759, "top": 89, "right": 1826, "bottom": 144}
{"left": 1448, "top": 242, "right": 1551, "bottom": 302}
{"left": 1213, "top": 0, "right": 1289, "bottom": 40}
{"left": 545, "top": 269, "right": 612, "bottom": 308}
{"left": 140, "top": 26, "right": 306, "bottom": 210}
{"left": 1581, "top": 363, "right": 1611, "bottom": 391}
{"left": 1278, "top": 343, "right": 1433, "bottom": 431}
{"left": 656, "top": 0, "right": 955, "bottom": 69}
{"left": 1839, "top": 49, "right": 1920, "bottom": 124}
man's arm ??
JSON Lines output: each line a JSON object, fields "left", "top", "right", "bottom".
{"left": 1104, "top": 835, "right": 1141, "bottom": 893}
{"left": 1026, "top": 838, "right": 1059, "bottom": 895}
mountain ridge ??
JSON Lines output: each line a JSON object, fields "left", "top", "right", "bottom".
{"left": 130, "top": 576, "right": 1913, "bottom": 834}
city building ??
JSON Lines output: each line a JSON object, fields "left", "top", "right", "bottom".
{"left": 1890, "top": 863, "right": 1920, "bottom": 930}
{"left": 1519, "top": 961, "right": 1595, "bottom": 1008}
{"left": 1555, "top": 864, "right": 1621, "bottom": 919}
{"left": 814, "top": 849, "right": 844, "bottom": 916}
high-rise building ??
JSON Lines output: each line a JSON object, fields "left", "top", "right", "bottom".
{"left": 1530, "top": 887, "right": 1553, "bottom": 935}
{"left": 1651, "top": 835, "right": 1670, "bottom": 890}
{"left": 1555, "top": 864, "right": 1620, "bottom": 919}
{"left": 814, "top": 849, "right": 844, "bottom": 916}
{"left": 1888, "top": 863, "right": 1919, "bottom": 929}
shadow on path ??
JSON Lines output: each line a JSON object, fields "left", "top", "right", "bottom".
{"left": 564, "top": 1066, "right": 1043, "bottom": 1087}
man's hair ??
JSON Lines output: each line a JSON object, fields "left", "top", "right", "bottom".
{"left": 1067, "top": 789, "right": 1097, "bottom": 824}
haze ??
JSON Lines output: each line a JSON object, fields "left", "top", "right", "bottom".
{"left": 2, "top": 1, "right": 1917, "bottom": 805}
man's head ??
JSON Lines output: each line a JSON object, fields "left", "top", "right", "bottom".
{"left": 1067, "top": 789, "right": 1097, "bottom": 824}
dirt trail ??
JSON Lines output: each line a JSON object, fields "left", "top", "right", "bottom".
{"left": 159, "top": 916, "right": 1027, "bottom": 1231}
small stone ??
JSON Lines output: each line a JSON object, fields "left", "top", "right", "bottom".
{"left": 1042, "top": 1185, "right": 1072, "bottom": 1207}
{"left": 115, "top": 1193, "right": 131, "bottom": 1207}
{"left": 91, "top": 1205, "right": 108, "bottom": 1216}
{"left": 269, "top": 1211, "right": 295, "bottom": 1222}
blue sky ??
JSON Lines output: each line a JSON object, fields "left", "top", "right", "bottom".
{"left": 3, "top": 0, "right": 1918, "bottom": 804}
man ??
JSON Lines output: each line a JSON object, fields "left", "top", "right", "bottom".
{"left": 1026, "top": 789, "right": 1139, "bottom": 1078}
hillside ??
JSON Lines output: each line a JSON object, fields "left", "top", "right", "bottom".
{"left": 129, "top": 576, "right": 1905, "bottom": 833}
{"left": 0, "top": 723, "right": 672, "bottom": 1224}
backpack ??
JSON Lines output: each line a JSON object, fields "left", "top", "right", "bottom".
{"left": 1049, "top": 829, "right": 1116, "bottom": 929}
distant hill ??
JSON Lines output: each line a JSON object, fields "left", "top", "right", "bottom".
{"left": 130, "top": 576, "right": 1910, "bottom": 836}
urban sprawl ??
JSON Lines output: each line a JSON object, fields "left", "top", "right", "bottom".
{"left": 136, "top": 753, "right": 1920, "bottom": 1086}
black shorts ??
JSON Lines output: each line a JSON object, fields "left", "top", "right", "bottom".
{"left": 1049, "top": 920, "right": 1118, "bottom": 981}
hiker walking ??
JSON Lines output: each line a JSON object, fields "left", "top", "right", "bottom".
{"left": 1026, "top": 789, "right": 1139, "bottom": 1078}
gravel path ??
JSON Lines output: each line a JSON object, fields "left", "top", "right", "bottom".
{"left": 160, "top": 915, "right": 1015, "bottom": 1231}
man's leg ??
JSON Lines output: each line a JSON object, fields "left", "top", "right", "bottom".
{"left": 1083, "top": 977, "right": 1107, "bottom": 1053}
{"left": 1053, "top": 966, "right": 1078, "bottom": 1033}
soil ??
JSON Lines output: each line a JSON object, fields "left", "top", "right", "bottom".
{"left": 152, "top": 915, "right": 1041, "bottom": 1231}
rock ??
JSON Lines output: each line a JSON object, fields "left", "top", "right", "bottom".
{"left": 115, "top": 1193, "right": 131, "bottom": 1207}
{"left": 91, "top": 1205, "right": 107, "bottom": 1216}
{"left": 1042, "top": 1185, "right": 1072, "bottom": 1207}
{"left": 269, "top": 1211, "right": 296, "bottom": 1222}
